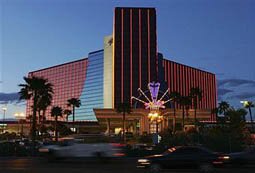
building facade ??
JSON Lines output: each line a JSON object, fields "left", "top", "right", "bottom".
{"left": 113, "top": 7, "right": 158, "bottom": 107}
{"left": 26, "top": 7, "right": 217, "bottom": 133}
{"left": 27, "top": 59, "right": 88, "bottom": 121}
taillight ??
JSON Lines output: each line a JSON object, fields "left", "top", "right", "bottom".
{"left": 113, "top": 153, "right": 125, "bottom": 157}
{"left": 111, "top": 143, "right": 126, "bottom": 147}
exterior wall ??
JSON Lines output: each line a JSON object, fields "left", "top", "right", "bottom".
{"left": 76, "top": 50, "right": 104, "bottom": 121}
{"left": 27, "top": 59, "right": 88, "bottom": 121}
{"left": 161, "top": 58, "right": 217, "bottom": 121}
{"left": 113, "top": 7, "right": 158, "bottom": 108}
{"left": 103, "top": 35, "right": 113, "bottom": 108}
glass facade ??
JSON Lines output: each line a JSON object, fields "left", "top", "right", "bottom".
{"left": 75, "top": 50, "right": 104, "bottom": 121}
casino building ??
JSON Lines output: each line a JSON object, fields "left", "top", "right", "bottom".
{"left": 26, "top": 7, "right": 217, "bottom": 134}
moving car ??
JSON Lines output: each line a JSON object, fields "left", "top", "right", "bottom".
{"left": 39, "top": 135, "right": 125, "bottom": 160}
{"left": 137, "top": 146, "right": 229, "bottom": 173}
{"left": 226, "top": 146, "right": 255, "bottom": 166}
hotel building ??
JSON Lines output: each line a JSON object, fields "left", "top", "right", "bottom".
{"left": 26, "top": 7, "right": 217, "bottom": 133}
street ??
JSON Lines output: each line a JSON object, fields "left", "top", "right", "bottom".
{"left": 1, "top": 157, "right": 255, "bottom": 173}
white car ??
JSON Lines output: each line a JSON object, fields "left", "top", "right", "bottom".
{"left": 39, "top": 137, "right": 125, "bottom": 160}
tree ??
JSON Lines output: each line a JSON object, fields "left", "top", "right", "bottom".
{"left": 189, "top": 87, "right": 202, "bottom": 128}
{"left": 63, "top": 109, "right": 72, "bottom": 122}
{"left": 204, "top": 108, "right": 248, "bottom": 152}
{"left": 51, "top": 106, "right": 63, "bottom": 141}
{"left": 67, "top": 98, "right": 81, "bottom": 129}
{"left": 179, "top": 96, "right": 192, "bottom": 130}
{"left": 218, "top": 101, "right": 230, "bottom": 116}
{"left": 225, "top": 108, "right": 247, "bottom": 152}
{"left": 169, "top": 91, "right": 181, "bottom": 133}
{"left": 19, "top": 76, "right": 53, "bottom": 154}
{"left": 243, "top": 101, "right": 254, "bottom": 131}
{"left": 116, "top": 102, "right": 131, "bottom": 143}
{"left": 37, "top": 92, "right": 52, "bottom": 135}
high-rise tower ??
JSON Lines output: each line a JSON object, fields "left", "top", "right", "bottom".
{"left": 113, "top": 7, "right": 158, "bottom": 107}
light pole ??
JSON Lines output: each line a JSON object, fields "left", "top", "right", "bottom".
{"left": 2, "top": 106, "right": 7, "bottom": 122}
{"left": 14, "top": 112, "right": 26, "bottom": 136}
{"left": 240, "top": 100, "right": 254, "bottom": 131}
{"left": 1, "top": 106, "right": 7, "bottom": 133}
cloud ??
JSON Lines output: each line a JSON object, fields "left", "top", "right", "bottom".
{"left": 218, "top": 88, "right": 234, "bottom": 96}
{"left": 218, "top": 79, "right": 255, "bottom": 87}
{"left": 0, "top": 92, "right": 21, "bottom": 104}
{"left": 227, "top": 92, "right": 255, "bottom": 100}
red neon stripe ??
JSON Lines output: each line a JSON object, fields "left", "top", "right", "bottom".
{"left": 201, "top": 72, "right": 203, "bottom": 109}
{"left": 185, "top": 66, "right": 188, "bottom": 96}
{"left": 213, "top": 75, "right": 216, "bottom": 120}
{"left": 174, "top": 63, "right": 176, "bottom": 92}
{"left": 208, "top": 73, "right": 210, "bottom": 110}
{"left": 139, "top": 9, "right": 141, "bottom": 88}
{"left": 185, "top": 66, "right": 187, "bottom": 96}
{"left": 213, "top": 75, "right": 218, "bottom": 118}
{"left": 154, "top": 9, "right": 158, "bottom": 80}
{"left": 200, "top": 71, "right": 203, "bottom": 109}
{"left": 189, "top": 67, "right": 191, "bottom": 96}
{"left": 196, "top": 70, "right": 199, "bottom": 109}
{"left": 202, "top": 72, "right": 208, "bottom": 109}
{"left": 170, "top": 61, "right": 172, "bottom": 91}
{"left": 180, "top": 65, "right": 182, "bottom": 95}
{"left": 200, "top": 71, "right": 206, "bottom": 109}
{"left": 121, "top": 9, "right": 124, "bottom": 102}
{"left": 210, "top": 75, "right": 213, "bottom": 120}
{"left": 147, "top": 9, "right": 150, "bottom": 82}
{"left": 204, "top": 73, "right": 207, "bottom": 109}
{"left": 168, "top": 62, "right": 170, "bottom": 92}
{"left": 197, "top": 70, "right": 200, "bottom": 109}
{"left": 130, "top": 9, "right": 133, "bottom": 105}
{"left": 207, "top": 73, "right": 209, "bottom": 109}
{"left": 183, "top": 66, "right": 186, "bottom": 96}
{"left": 187, "top": 67, "right": 190, "bottom": 97}
{"left": 164, "top": 61, "right": 167, "bottom": 81}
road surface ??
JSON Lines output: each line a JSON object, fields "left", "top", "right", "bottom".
{"left": 1, "top": 157, "right": 255, "bottom": 173}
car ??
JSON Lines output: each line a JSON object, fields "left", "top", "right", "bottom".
{"left": 226, "top": 146, "right": 255, "bottom": 166}
{"left": 137, "top": 146, "right": 229, "bottom": 173}
{"left": 38, "top": 136, "right": 126, "bottom": 161}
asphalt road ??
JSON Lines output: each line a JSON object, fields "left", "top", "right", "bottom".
{"left": 1, "top": 157, "right": 255, "bottom": 173}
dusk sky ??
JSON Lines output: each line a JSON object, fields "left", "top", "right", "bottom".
{"left": 1, "top": 0, "right": 255, "bottom": 119}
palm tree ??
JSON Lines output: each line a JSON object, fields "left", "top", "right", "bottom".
{"left": 218, "top": 101, "right": 230, "bottom": 116}
{"left": 116, "top": 102, "right": 131, "bottom": 143}
{"left": 189, "top": 87, "right": 202, "bottom": 128}
{"left": 67, "top": 98, "right": 81, "bottom": 128}
{"left": 169, "top": 91, "right": 181, "bottom": 133}
{"left": 51, "top": 106, "right": 63, "bottom": 142}
{"left": 243, "top": 101, "right": 254, "bottom": 131}
{"left": 64, "top": 109, "right": 72, "bottom": 122}
{"left": 179, "top": 96, "right": 192, "bottom": 130}
{"left": 37, "top": 93, "right": 52, "bottom": 134}
{"left": 19, "top": 76, "right": 53, "bottom": 154}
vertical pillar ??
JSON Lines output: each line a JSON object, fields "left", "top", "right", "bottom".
{"left": 106, "top": 118, "right": 111, "bottom": 135}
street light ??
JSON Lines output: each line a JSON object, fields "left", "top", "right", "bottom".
{"left": 1, "top": 106, "right": 7, "bottom": 133}
{"left": 240, "top": 100, "right": 254, "bottom": 131}
{"left": 14, "top": 112, "right": 26, "bottom": 136}
{"left": 2, "top": 106, "right": 7, "bottom": 122}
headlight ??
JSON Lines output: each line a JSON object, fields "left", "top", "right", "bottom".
{"left": 218, "top": 156, "right": 230, "bottom": 160}
{"left": 138, "top": 159, "right": 150, "bottom": 163}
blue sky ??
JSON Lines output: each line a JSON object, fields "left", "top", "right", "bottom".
{"left": 1, "top": 0, "right": 255, "bottom": 119}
